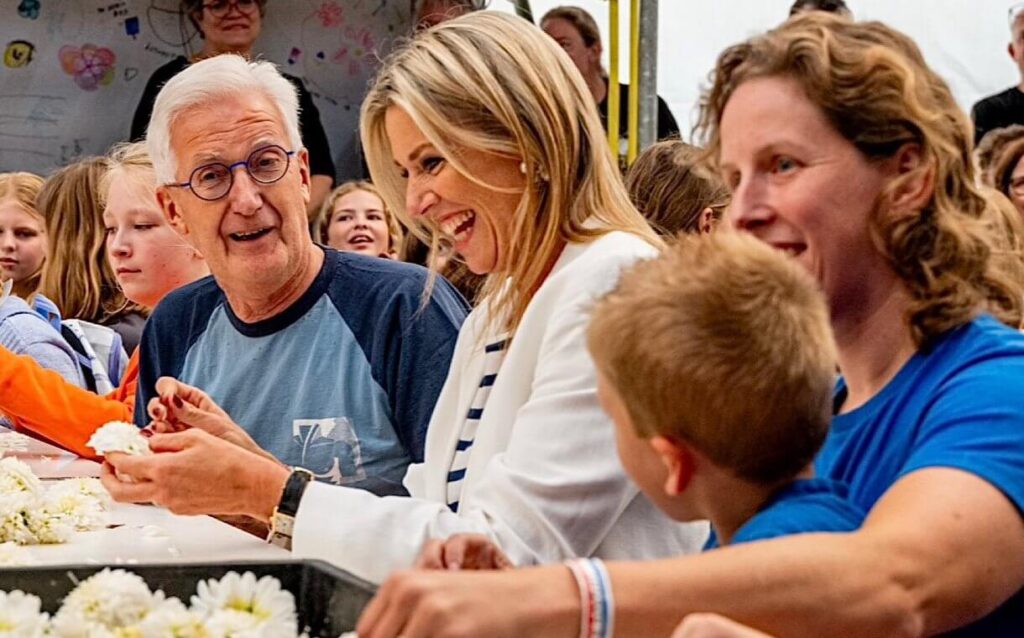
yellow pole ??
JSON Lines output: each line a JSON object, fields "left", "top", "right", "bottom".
{"left": 627, "top": 0, "right": 640, "bottom": 164}
{"left": 607, "top": 0, "right": 620, "bottom": 157}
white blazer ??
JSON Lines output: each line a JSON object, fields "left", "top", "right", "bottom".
{"left": 293, "top": 231, "right": 709, "bottom": 583}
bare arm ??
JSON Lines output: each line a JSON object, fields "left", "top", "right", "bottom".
{"left": 608, "top": 468, "right": 1024, "bottom": 637}
{"left": 357, "top": 468, "right": 1024, "bottom": 637}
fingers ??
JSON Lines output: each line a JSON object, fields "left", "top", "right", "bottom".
{"left": 413, "top": 539, "right": 446, "bottom": 570}
{"left": 441, "top": 535, "right": 511, "bottom": 571}
{"left": 356, "top": 572, "right": 416, "bottom": 638}
{"left": 99, "top": 461, "right": 158, "bottom": 504}
{"left": 145, "top": 430, "right": 203, "bottom": 454}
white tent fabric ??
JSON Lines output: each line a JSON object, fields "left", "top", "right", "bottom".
{"left": 497, "top": 0, "right": 1022, "bottom": 137}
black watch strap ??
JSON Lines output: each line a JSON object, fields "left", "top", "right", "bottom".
{"left": 277, "top": 467, "right": 314, "bottom": 517}
{"left": 267, "top": 467, "right": 314, "bottom": 550}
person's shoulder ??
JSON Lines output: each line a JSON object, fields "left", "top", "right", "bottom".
{"left": 0, "top": 295, "right": 38, "bottom": 323}
{"left": 734, "top": 479, "right": 864, "bottom": 544}
{"left": 974, "top": 87, "right": 1023, "bottom": 113}
{"left": 325, "top": 248, "right": 465, "bottom": 313}
{"left": 934, "top": 314, "right": 1024, "bottom": 364}
{"left": 149, "top": 56, "right": 189, "bottom": 82}
{"left": 556, "top": 230, "right": 659, "bottom": 280}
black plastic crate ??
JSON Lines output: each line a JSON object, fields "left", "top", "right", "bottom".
{"left": 0, "top": 560, "right": 375, "bottom": 636}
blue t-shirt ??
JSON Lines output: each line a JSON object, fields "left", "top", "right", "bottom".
{"left": 818, "top": 314, "right": 1024, "bottom": 637}
{"left": 135, "top": 248, "right": 468, "bottom": 496}
{"left": 703, "top": 478, "right": 864, "bottom": 551}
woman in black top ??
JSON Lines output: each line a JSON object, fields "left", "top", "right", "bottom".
{"left": 130, "top": 0, "right": 335, "bottom": 217}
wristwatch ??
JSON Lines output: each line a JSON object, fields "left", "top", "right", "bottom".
{"left": 267, "top": 467, "right": 314, "bottom": 550}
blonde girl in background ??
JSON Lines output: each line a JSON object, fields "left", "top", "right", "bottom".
{"left": 0, "top": 172, "right": 47, "bottom": 301}
{"left": 317, "top": 180, "right": 402, "bottom": 259}
{"left": 36, "top": 158, "right": 149, "bottom": 354}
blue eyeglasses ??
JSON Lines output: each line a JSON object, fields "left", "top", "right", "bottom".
{"left": 170, "top": 145, "right": 296, "bottom": 202}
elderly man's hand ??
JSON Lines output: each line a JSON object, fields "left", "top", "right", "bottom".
{"left": 100, "top": 429, "right": 290, "bottom": 521}
{"left": 673, "top": 614, "right": 776, "bottom": 638}
{"left": 147, "top": 377, "right": 277, "bottom": 463}
{"left": 414, "top": 534, "right": 514, "bottom": 571}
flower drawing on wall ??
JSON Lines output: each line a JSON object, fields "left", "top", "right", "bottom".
{"left": 58, "top": 44, "right": 116, "bottom": 91}
{"left": 332, "top": 26, "right": 377, "bottom": 77}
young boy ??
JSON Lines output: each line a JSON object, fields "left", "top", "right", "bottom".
{"left": 416, "top": 232, "right": 863, "bottom": 569}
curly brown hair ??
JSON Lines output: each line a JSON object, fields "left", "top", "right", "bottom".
{"left": 697, "top": 13, "right": 1023, "bottom": 345}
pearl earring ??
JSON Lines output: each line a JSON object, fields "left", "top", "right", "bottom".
{"left": 519, "top": 161, "right": 527, "bottom": 174}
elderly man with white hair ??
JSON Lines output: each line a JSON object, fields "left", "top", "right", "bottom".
{"left": 101, "top": 55, "right": 467, "bottom": 522}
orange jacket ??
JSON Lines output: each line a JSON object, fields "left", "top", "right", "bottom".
{"left": 0, "top": 347, "right": 139, "bottom": 459}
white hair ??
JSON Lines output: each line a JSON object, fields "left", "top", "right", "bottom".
{"left": 146, "top": 55, "right": 303, "bottom": 184}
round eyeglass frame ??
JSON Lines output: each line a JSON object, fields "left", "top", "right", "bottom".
{"left": 203, "top": 0, "right": 259, "bottom": 19}
{"left": 169, "top": 145, "right": 296, "bottom": 202}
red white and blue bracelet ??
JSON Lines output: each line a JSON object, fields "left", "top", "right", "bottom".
{"left": 565, "top": 558, "right": 615, "bottom": 638}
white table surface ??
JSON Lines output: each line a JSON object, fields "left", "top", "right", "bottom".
{"left": 1, "top": 429, "right": 290, "bottom": 567}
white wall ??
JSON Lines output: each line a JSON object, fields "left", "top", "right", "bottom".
{"left": 496, "top": 0, "right": 1022, "bottom": 137}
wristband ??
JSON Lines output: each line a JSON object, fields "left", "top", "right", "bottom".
{"left": 565, "top": 558, "right": 614, "bottom": 638}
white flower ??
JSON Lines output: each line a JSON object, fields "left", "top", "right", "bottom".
{"left": 48, "top": 478, "right": 113, "bottom": 509}
{"left": 52, "top": 569, "right": 162, "bottom": 638}
{"left": 41, "top": 490, "right": 107, "bottom": 532}
{"left": 203, "top": 609, "right": 264, "bottom": 638}
{"left": 138, "top": 598, "right": 208, "bottom": 638}
{"left": 191, "top": 573, "right": 296, "bottom": 638}
{"left": 0, "top": 492, "right": 40, "bottom": 545}
{"left": 0, "top": 590, "right": 48, "bottom": 638}
{"left": 87, "top": 422, "right": 151, "bottom": 457}
{"left": 22, "top": 504, "right": 73, "bottom": 545}
{"left": 0, "top": 458, "right": 42, "bottom": 496}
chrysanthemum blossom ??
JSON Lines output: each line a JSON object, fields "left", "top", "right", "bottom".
{"left": 0, "top": 457, "right": 42, "bottom": 496}
{"left": 192, "top": 572, "right": 297, "bottom": 638}
{"left": 87, "top": 422, "right": 151, "bottom": 457}
{"left": 51, "top": 569, "right": 163, "bottom": 637}
{"left": 0, "top": 590, "right": 48, "bottom": 638}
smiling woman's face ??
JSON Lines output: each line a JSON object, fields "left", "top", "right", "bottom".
{"left": 385, "top": 106, "right": 526, "bottom": 275}
{"left": 325, "top": 189, "right": 391, "bottom": 257}
{"left": 719, "top": 75, "right": 897, "bottom": 317}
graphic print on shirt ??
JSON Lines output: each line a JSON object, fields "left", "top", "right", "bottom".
{"left": 292, "top": 417, "right": 367, "bottom": 485}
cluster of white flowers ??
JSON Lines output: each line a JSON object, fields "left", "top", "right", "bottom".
{"left": 0, "top": 458, "right": 109, "bottom": 545}
{"left": 86, "top": 421, "right": 152, "bottom": 457}
{"left": 0, "top": 570, "right": 304, "bottom": 638}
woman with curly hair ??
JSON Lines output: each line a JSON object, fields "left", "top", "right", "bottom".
{"left": 357, "top": 13, "right": 1024, "bottom": 638}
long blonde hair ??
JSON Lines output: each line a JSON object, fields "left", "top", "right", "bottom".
{"left": 697, "top": 13, "right": 1023, "bottom": 344}
{"left": 361, "top": 11, "right": 658, "bottom": 335}
{"left": 37, "top": 157, "right": 145, "bottom": 323}
{"left": 0, "top": 172, "right": 46, "bottom": 298}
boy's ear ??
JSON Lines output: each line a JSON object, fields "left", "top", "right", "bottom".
{"left": 649, "top": 435, "right": 694, "bottom": 496}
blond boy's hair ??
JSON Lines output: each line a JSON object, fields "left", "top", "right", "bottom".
{"left": 588, "top": 232, "right": 838, "bottom": 484}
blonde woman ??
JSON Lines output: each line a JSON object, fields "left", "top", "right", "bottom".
{"left": 0, "top": 172, "right": 46, "bottom": 300}
{"left": 317, "top": 181, "right": 402, "bottom": 258}
{"left": 108, "top": 11, "right": 707, "bottom": 583}
{"left": 36, "top": 158, "right": 148, "bottom": 354}
{"left": 356, "top": 14, "right": 1024, "bottom": 637}
{"left": 0, "top": 142, "right": 208, "bottom": 458}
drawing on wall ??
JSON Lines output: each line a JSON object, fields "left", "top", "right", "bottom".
{"left": 17, "top": 0, "right": 39, "bottom": 20}
{"left": 3, "top": 40, "right": 34, "bottom": 68}
{"left": 59, "top": 44, "right": 116, "bottom": 90}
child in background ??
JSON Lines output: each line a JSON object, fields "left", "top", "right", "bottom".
{"left": 417, "top": 232, "right": 863, "bottom": 569}
{"left": 624, "top": 140, "right": 729, "bottom": 236}
{"left": 0, "top": 172, "right": 48, "bottom": 300}
{"left": 317, "top": 181, "right": 402, "bottom": 259}
{"left": 0, "top": 142, "right": 208, "bottom": 457}
{"left": 36, "top": 158, "right": 149, "bottom": 354}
